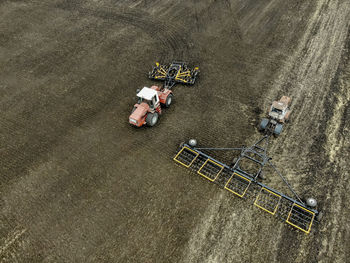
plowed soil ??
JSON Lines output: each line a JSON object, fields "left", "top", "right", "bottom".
{"left": 0, "top": 0, "right": 349, "bottom": 262}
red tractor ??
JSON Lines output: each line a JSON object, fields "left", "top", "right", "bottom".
{"left": 129, "top": 86, "right": 173, "bottom": 127}
{"left": 129, "top": 62, "right": 199, "bottom": 127}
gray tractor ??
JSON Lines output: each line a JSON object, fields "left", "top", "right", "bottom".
{"left": 259, "top": 96, "right": 291, "bottom": 136}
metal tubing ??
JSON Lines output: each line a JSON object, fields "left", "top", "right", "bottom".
{"left": 267, "top": 161, "right": 303, "bottom": 204}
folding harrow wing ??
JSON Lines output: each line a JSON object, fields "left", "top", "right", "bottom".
{"left": 173, "top": 136, "right": 321, "bottom": 234}
{"left": 149, "top": 61, "right": 199, "bottom": 89}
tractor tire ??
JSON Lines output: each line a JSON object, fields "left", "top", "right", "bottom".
{"left": 273, "top": 123, "right": 283, "bottom": 137}
{"left": 165, "top": 94, "right": 173, "bottom": 108}
{"left": 146, "top": 112, "right": 158, "bottom": 127}
{"left": 259, "top": 118, "right": 269, "bottom": 131}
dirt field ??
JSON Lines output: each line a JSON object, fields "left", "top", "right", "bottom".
{"left": 0, "top": 0, "right": 349, "bottom": 262}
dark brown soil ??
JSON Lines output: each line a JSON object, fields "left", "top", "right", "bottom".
{"left": 0, "top": 0, "right": 349, "bottom": 262}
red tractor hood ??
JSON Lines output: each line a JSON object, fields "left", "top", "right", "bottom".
{"left": 129, "top": 103, "right": 149, "bottom": 123}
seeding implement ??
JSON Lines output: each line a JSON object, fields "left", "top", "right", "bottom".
{"left": 149, "top": 61, "right": 199, "bottom": 89}
{"left": 174, "top": 136, "right": 322, "bottom": 234}
{"left": 129, "top": 62, "right": 199, "bottom": 127}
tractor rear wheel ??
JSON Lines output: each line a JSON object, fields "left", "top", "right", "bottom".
{"left": 273, "top": 123, "right": 283, "bottom": 137}
{"left": 165, "top": 94, "right": 173, "bottom": 108}
{"left": 146, "top": 112, "right": 158, "bottom": 127}
{"left": 259, "top": 118, "right": 269, "bottom": 131}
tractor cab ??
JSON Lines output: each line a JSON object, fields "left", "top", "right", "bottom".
{"left": 260, "top": 96, "right": 291, "bottom": 136}
{"left": 137, "top": 87, "right": 160, "bottom": 109}
{"left": 269, "top": 101, "right": 287, "bottom": 121}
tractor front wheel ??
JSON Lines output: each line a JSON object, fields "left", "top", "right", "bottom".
{"left": 146, "top": 112, "right": 159, "bottom": 127}
{"left": 165, "top": 94, "right": 173, "bottom": 108}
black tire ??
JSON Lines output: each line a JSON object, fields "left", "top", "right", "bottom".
{"left": 259, "top": 118, "right": 269, "bottom": 132}
{"left": 146, "top": 112, "right": 158, "bottom": 127}
{"left": 273, "top": 123, "right": 283, "bottom": 137}
{"left": 165, "top": 94, "right": 173, "bottom": 108}
{"left": 131, "top": 107, "right": 136, "bottom": 113}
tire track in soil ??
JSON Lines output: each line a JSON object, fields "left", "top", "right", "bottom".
{"left": 181, "top": 0, "right": 350, "bottom": 262}
{"left": 0, "top": 0, "right": 193, "bottom": 184}
{"left": 312, "top": 31, "right": 350, "bottom": 263}
{"left": 54, "top": 0, "right": 192, "bottom": 61}
{"left": 1, "top": 1, "right": 195, "bottom": 260}
{"left": 0, "top": 227, "right": 26, "bottom": 262}
{"left": 260, "top": 0, "right": 350, "bottom": 262}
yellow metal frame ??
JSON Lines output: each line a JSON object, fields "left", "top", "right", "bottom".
{"left": 224, "top": 172, "right": 251, "bottom": 198}
{"left": 173, "top": 146, "right": 199, "bottom": 168}
{"left": 158, "top": 66, "right": 167, "bottom": 75}
{"left": 286, "top": 203, "right": 315, "bottom": 234}
{"left": 175, "top": 67, "right": 191, "bottom": 83}
{"left": 254, "top": 188, "right": 281, "bottom": 215}
{"left": 197, "top": 159, "right": 224, "bottom": 182}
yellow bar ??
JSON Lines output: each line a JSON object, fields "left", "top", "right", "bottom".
{"left": 159, "top": 67, "right": 167, "bottom": 74}
{"left": 177, "top": 71, "right": 191, "bottom": 76}
{"left": 254, "top": 188, "right": 281, "bottom": 215}
{"left": 173, "top": 146, "right": 199, "bottom": 168}
{"left": 224, "top": 172, "right": 251, "bottom": 198}
{"left": 175, "top": 77, "right": 188, "bottom": 83}
{"left": 175, "top": 66, "right": 182, "bottom": 80}
{"left": 197, "top": 159, "right": 224, "bottom": 182}
{"left": 286, "top": 203, "right": 315, "bottom": 234}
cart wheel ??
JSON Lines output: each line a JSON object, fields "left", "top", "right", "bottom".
{"left": 165, "top": 94, "right": 173, "bottom": 108}
{"left": 306, "top": 197, "right": 317, "bottom": 208}
{"left": 146, "top": 112, "right": 158, "bottom": 127}
{"left": 189, "top": 139, "right": 197, "bottom": 147}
